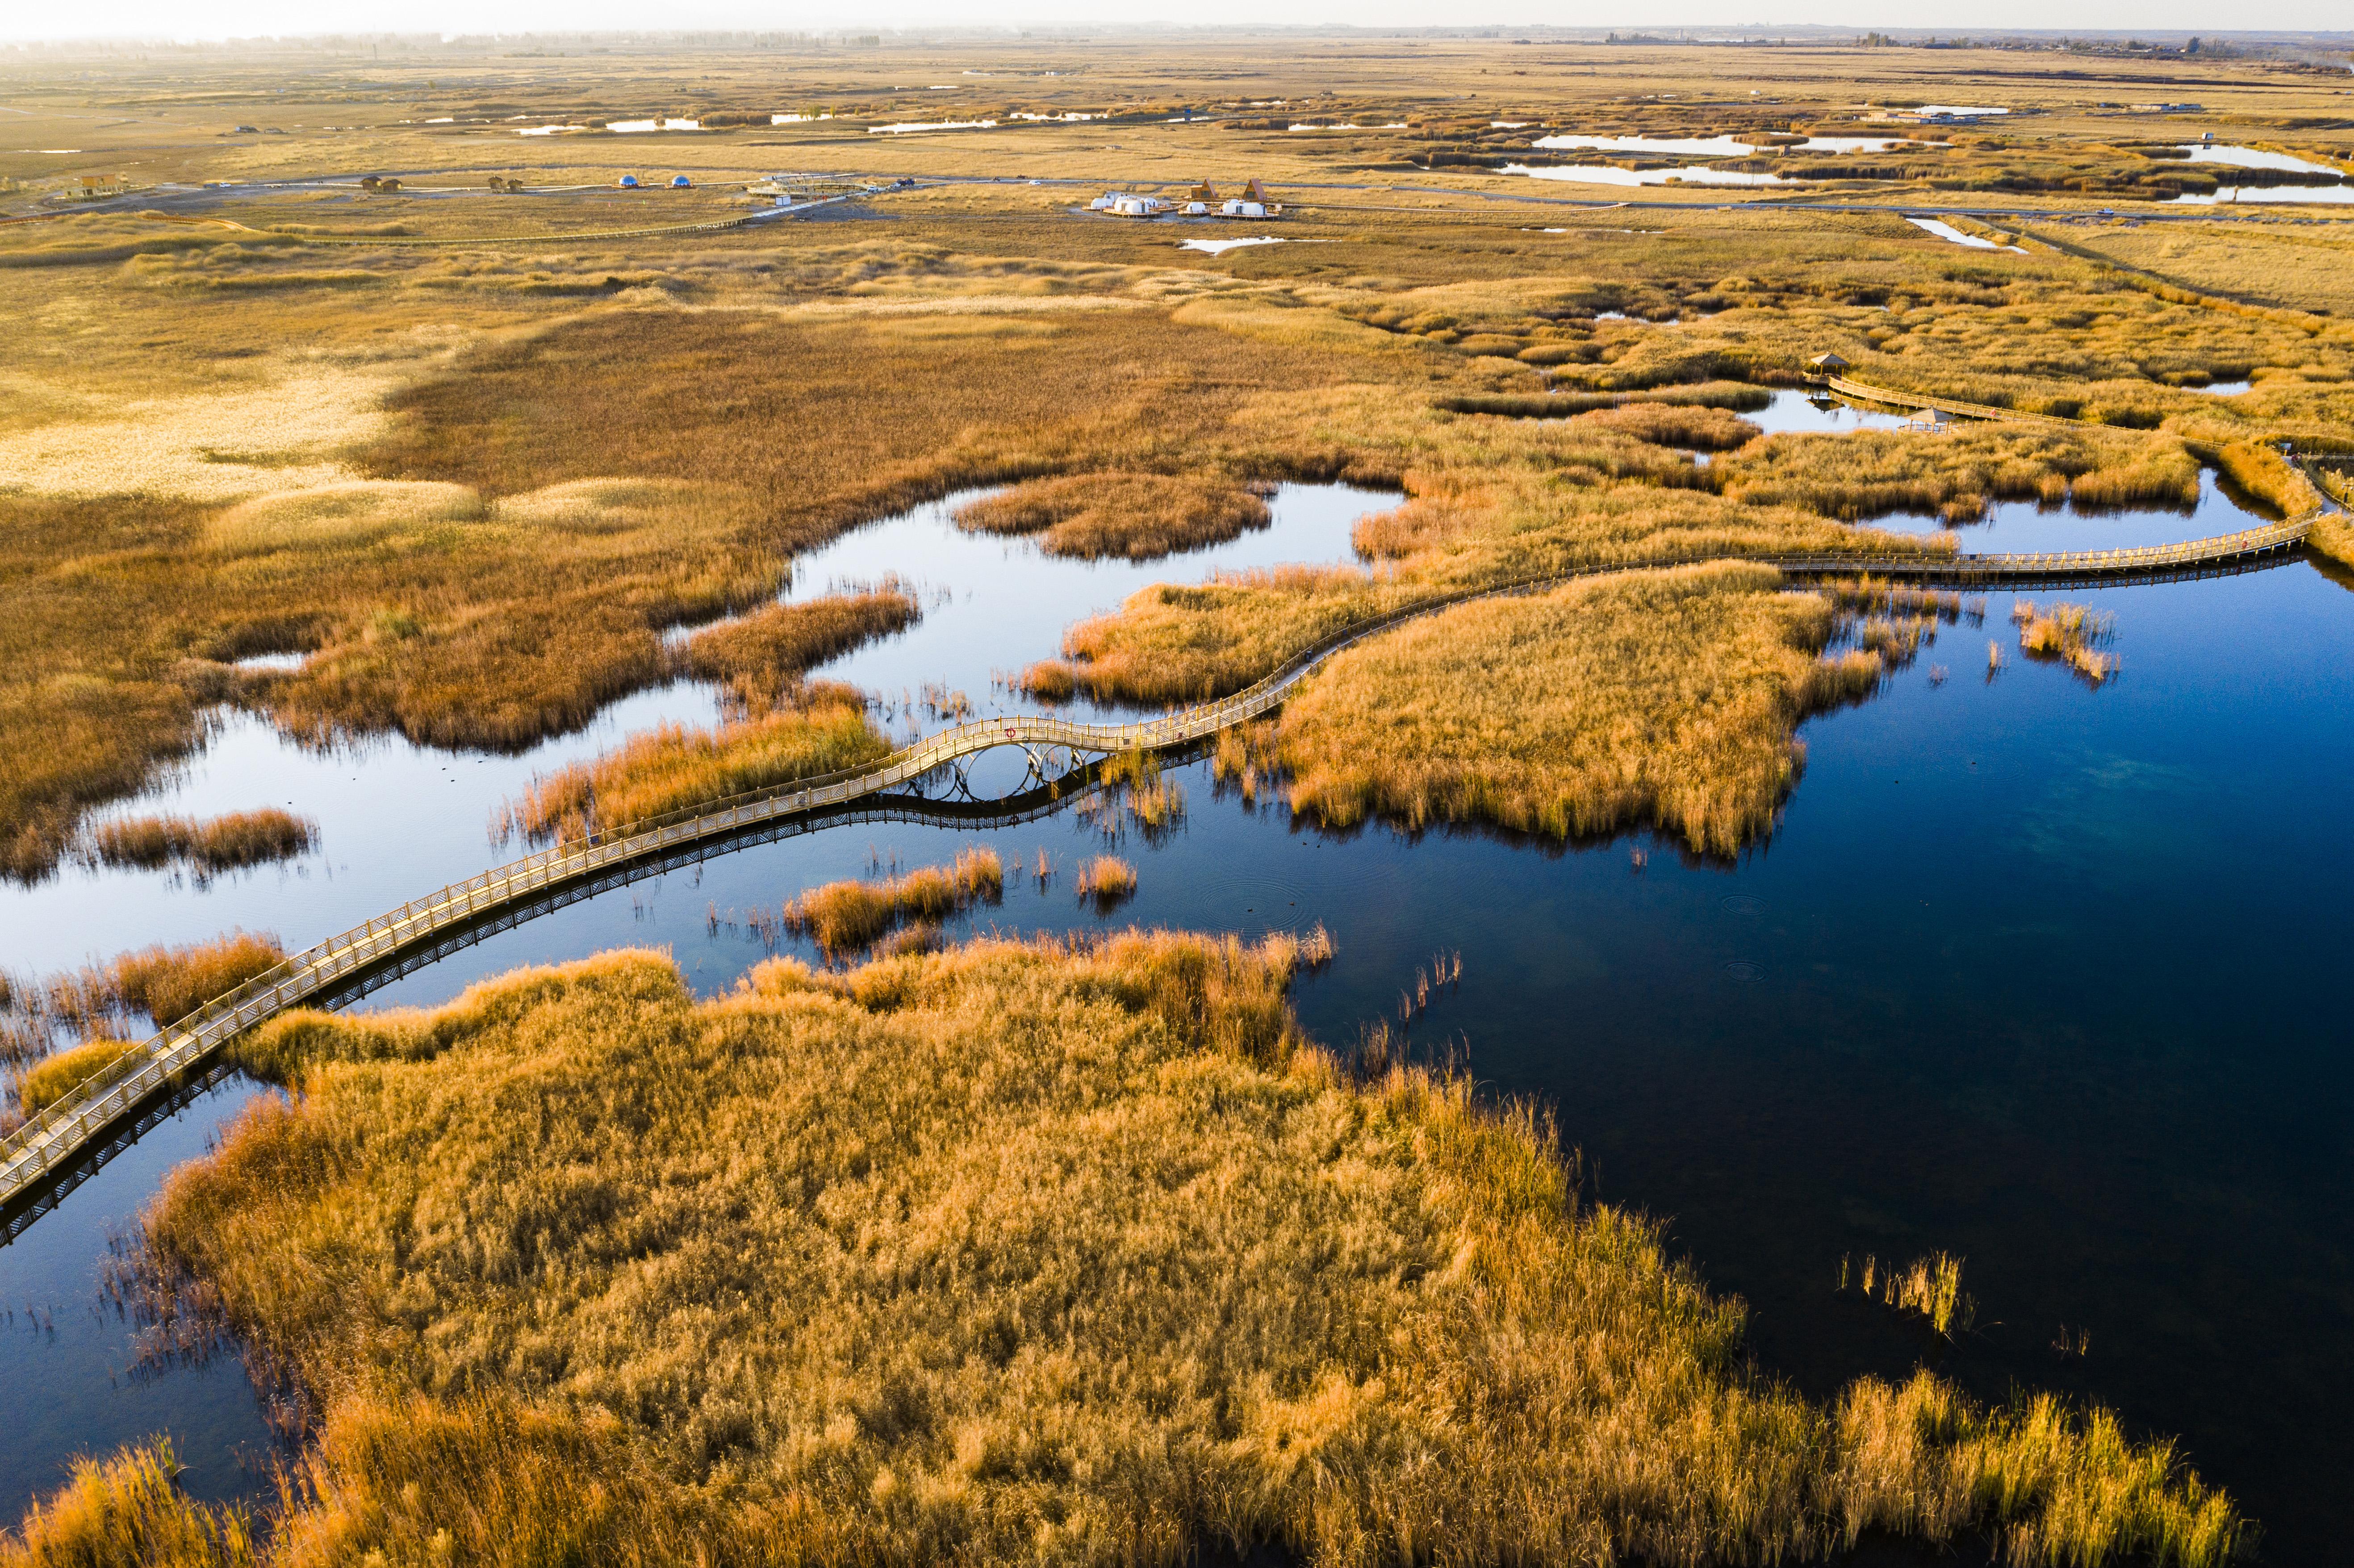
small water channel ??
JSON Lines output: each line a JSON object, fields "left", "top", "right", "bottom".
{"left": 6, "top": 474, "right": 2354, "bottom": 1556}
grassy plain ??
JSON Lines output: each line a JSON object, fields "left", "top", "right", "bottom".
{"left": 3, "top": 39, "right": 2352, "bottom": 1559}
{"left": 38, "top": 937, "right": 2237, "bottom": 1567}
{"left": 4, "top": 38, "right": 2353, "bottom": 871}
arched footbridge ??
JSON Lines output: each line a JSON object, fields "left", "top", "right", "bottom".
{"left": 0, "top": 515, "right": 2323, "bottom": 1218}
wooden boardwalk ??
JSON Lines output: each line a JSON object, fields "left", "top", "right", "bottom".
{"left": 0, "top": 519, "right": 2320, "bottom": 1217}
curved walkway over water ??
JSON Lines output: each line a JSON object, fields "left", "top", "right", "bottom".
{"left": 0, "top": 507, "right": 2322, "bottom": 1216}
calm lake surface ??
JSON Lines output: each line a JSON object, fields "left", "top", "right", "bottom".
{"left": 5, "top": 476, "right": 2352, "bottom": 1559}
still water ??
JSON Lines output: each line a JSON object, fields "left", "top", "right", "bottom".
{"left": 5, "top": 478, "right": 2352, "bottom": 1558}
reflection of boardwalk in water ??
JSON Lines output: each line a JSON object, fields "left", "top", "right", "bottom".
{"left": 0, "top": 510, "right": 2323, "bottom": 1221}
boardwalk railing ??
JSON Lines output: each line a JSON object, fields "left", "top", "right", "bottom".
{"left": 0, "top": 518, "right": 2318, "bottom": 1210}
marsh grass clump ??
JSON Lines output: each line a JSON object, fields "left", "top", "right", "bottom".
{"left": 84, "top": 935, "right": 2246, "bottom": 1568}
{"left": 778, "top": 848, "right": 1003, "bottom": 955}
{"left": 1350, "top": 491, "right": 1484, "bottom": 560}
{"left": 1074, "top": 853, "right": 1138, "bottom": 908}
{"left": 87, "top": 809, "right": 315, "bottom": 876}
{"left": 1844, "top": 1251, "right": 1977, "bottom": 1338}
{"left": 40, "top": 930, "right": 285, "bottom": 1036}
{"left": 2013, "top": 601, "right": 2118, "bottom": 686}
{"left": 1025, "top": 566, "right": 1400, "bottom": 705}
{"left": 677, "top": 587, "right": 920, "bottom": 713}
{"left": 497, "top": 689, "right": 889, "bottom": 845}
{"left": 12, "top": 1034, "right": 140, "bottom": 1117}
{"left": 0, "top": 1439, "right": 259, "bottom": 1568}
{"left": 1259, "top": 563, "right": 1891, "bottom": 856}
{"left": 1570, "top": 402, "right": 1762, "bottom": 451}
{"left": 953, "top": 473, "right": 1274, "bottom": 561}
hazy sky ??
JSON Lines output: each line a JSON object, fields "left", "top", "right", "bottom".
{"left": 2, "top": 0, "right": 2346, "bottom": 44}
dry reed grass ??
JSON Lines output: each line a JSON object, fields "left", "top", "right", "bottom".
{"left": 1026, "top": 566, "right": 1401, "bottom": 704}
{"left": 677, "top": 587, "right": 920, "bottom": 713}
{"left": 68, "top": 935, "right": 2242, "bottom": 1567}
{"left": 1073, "top": 854, "right": 1138, "bottom": 908}
{"left": 87, "top": 809, "right": 314, "bottom": 875}
{"left": 0, "top": 1440, "right": 259, "bottom": 1568}
{"left": 13, "top": 1034, "right": 140, "bottom": 1116}
{"left": 1843, "top": 1251, "right": 1976, "bottom": 1338}
{"left": 38, "top": 930, "right": 285, "bottom": 1035}
{"left": 779, "top": 847, "right": 1003, "bottom": 954}
{"left": 1715, "top": 428, "right": 2196, "bottom": 525}
{"left": 496, "top": 689, "right": 887, "bottom": 845}
{"left": 1349, "top": 491, "right": 1484, "bottom": 560}
{"left": 2013, "top": 601, "right": 2119, "bottom": 686}
{"left": 1571, "top": 402, "right": 1762, "bottom": 451}
{"left": 1240, "top": 563, "right": 1886, "bottom": 855}
{"left": 953, "top": 473, "right": 1274, "bottom": 561}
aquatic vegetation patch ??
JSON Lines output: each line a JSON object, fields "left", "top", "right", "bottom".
{"left": 59, "top": 936, "right": 2245, "bottom": 1566}
{"left": 495, "top": 689, "right": 890, "bottom": 846}
{"left": 38, "top": 930, "right": 285, "bottom": 1035}
{"left": 953, "top": 472, "right": 1275, "bottom": 561}
{"left": 1230, "top": 563, "right": 1895, "bottom": 856}
{"left": 1073, "top": 853, "right": 1138, "bottom": 908}
{"left": 2013, "top": 601, "right": 2119, "bottom": 686}
{"left": 12, "top": 1034, "right": 141, "bottom": 1118}
{"left": 776, "top": 847, "right": 1004, "bottom": 955}
{"left": 85, "top": 808, "right": 315, "bottom": 876}
{"left": 676, "top": 585, "right": 921, "bottom": 714}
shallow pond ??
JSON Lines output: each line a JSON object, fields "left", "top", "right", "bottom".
{"left": 6, "top": 484, "right": 2353, "bottom": 1558}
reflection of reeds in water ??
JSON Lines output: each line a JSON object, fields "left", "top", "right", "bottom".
{"left": 1842, "top": 1251, "right": 1977, "bottom": 1339}
{"left": 1088, "top": 749, "right": 1187, "bottom": 842}
{"left": 2012, "top": 600, "right": 2118, "bottom": 687}
{"left": 1074, "top": 854, "right": 1137, "bottom": 909}
{"left": 1397, "top": 949, "right": 1463, "bottom": 1025}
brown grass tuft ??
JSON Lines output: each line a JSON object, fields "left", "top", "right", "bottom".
{"left": 1074, "top": 853, "right": 1138, "bottom": 908}
{"left": 2013, "top": 601, "right": 2118, "bottom": 686}
{"left": 88, "top": 809, "right": 315, "bottom": 875}
{"left": 13, "top": 1034, "right": 141, "bottom": 1116}
{"left": 954, "top": 473, "right": 1272, "bottom": 561}
{"left": 677, "top": 587, "right": 920, "bottom": 712}
{"left": 0, "top": 1439, "right": 259, "bottom": 1568}
{"left": 41, "top": 930, "right": 285, "bottom": 1034}
{"left": 779, "top": 848, "right": 1003, "bottom": 955}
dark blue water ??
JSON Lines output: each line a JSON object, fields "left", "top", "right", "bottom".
{"left": 6, "top": 523, "right": 2351, "bottom": 1553}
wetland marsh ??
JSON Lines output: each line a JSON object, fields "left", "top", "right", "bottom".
{"left": 5, "top": 28, "right": 2354, "bottom": 1567}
